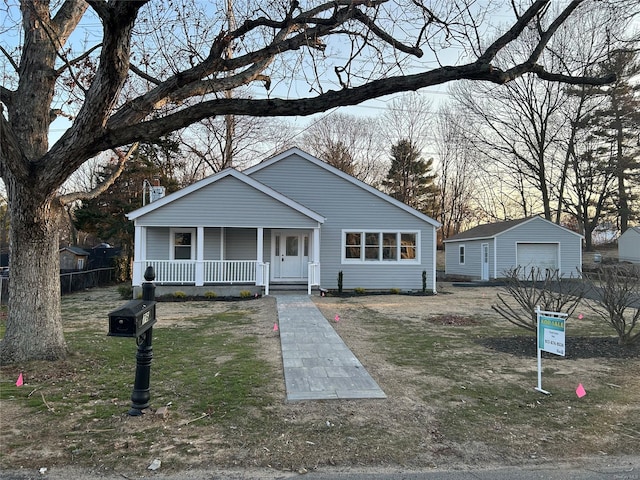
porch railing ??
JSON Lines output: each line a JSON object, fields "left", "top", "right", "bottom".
{"left": 308, "top": 262, "right": 320, "bottom": 294}
{"left": 141, "top": 260, "right": 259, "bottom": 285}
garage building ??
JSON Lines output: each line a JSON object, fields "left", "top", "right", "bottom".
{"left": 443, "top": 216, "right": 583, "bottom": 280}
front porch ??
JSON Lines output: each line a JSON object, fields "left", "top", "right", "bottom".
{"left": 131, "top": 226, "right": 321, "bottom": 295}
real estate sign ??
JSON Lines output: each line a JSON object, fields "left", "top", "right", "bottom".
{"left": 535, "top": 308, "right": 568, "bottom": 395}
{"left": 538, "top": 315, "right": 566, "bottom": 356}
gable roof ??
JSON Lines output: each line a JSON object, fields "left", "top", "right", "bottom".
{"left": 245, "top": 147, "right": 441, "bottom": 228}
{"left": 620, "top": 226, "right": 640, "bottom": 238}
{"left": 126, "top": 167, "right": 325, "bottom": 223}
{"left": 443, "top": 216, "right": 583, "bottom": 242}
{"left": 59, "top": 246, "right": 90, "bottom": 256}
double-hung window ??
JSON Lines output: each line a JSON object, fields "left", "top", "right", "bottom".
{"left": 171, "top": 228, "right": 196, "bottom": 260}
{"left": 343, "top": 231, "right": 419, "bottom": 263}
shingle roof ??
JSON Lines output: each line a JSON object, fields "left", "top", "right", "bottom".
{"left": 443, "top": 217, "right": 536, "bottom": 242}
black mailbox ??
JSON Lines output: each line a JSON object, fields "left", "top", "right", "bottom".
{"left": 108, "top": 300, "right": 156, "bottom": 338}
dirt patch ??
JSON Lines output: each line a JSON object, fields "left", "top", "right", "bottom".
{"left": 1, "top": 284, "right": 639, "bottom": 476}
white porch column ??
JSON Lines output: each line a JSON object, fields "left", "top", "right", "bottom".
{"left": 256, "top": 227, "right": 264, "bottom": 286}
{"left": 313, "top": 227, "right": 320, "bottom": 264}
{"left": 132, "top": 225, "right": 146, "bottom": 286}
{"left": 195, "top": 226, "right": 205, "bottom": 286}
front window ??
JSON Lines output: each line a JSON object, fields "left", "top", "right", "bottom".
{"left": 343, "top": 231, "right": 419, "bottom": 263}
{"left": 172, "top": 229, "right": 195, "bottom": 260}
{"left": 345, "top": 232, "right": 361, "bottom": 259}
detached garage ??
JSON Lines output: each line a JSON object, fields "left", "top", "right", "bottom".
{"left": 444, "top": 216, "right": 583, "bottom": 280}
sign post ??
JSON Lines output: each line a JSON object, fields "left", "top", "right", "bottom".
{"left": 535, "top": 307, "right": 568, "bottom": 395}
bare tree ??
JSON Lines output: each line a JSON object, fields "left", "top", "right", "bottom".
{"left": 300, "top": 112, "right": 386, "bottom": 185}
{"left": 0, "top": 0, "right": 622, "bottom": 362}
{"left": 433, "top": 104, "right": 476, "bottom": 239}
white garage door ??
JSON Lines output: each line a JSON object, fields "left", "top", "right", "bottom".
{"left": 517, "top": 243, "right": 559, "bottom": 277}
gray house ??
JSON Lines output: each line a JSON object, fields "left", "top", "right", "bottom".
{"left": 127, "top": 148, "right": 441, "bottom": 295}
{"left": 618, "top": 226, "right": 640, "bottom": 263}
{"left": 443, "top": 216, "right": 583, "bottom": 280}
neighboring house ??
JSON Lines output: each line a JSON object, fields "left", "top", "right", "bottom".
{"left": 59, "top": 246, "right": 90, "bottom": 271}
{"left": 126, "top": 148, "right": 441, "bottom": 296}
{"left": 443, "top": 216, "right": 583, "bottom": 280}
{"left": 618, "top": 226, "right": 640, "bottom": 263}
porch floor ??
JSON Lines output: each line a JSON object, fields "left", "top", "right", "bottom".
{"left": 274, "top": 294, "right": 386, "bottom": 401}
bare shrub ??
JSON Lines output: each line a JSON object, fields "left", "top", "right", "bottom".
{"left": 492, "top": 267, "right": 584, "bottom": 332}
{"left": 584, "top": 265, "right": 640, "bottom": 345}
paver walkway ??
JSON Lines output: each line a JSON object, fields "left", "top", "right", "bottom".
{"left": 275, "top": 294, "right": 386, "bottom": 401}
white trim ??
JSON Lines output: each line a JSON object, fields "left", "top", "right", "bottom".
{"left": 432, "top": 227, "right": 437, "bottom": 294}
{"left": 341, "top": 229, "right": 421, "bottom": 264}
{"left": 246, "top": 148, "right": 440, "bottom": 228}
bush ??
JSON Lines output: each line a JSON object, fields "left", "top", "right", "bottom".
{"left": 584, "top": 265, "right": 640, "bottom": 345}
{"left": 173, "top": 291, "right": 187, "bottom": 299}
{"left": 239, "top": 290, "right": 253, "bottom": 298}
{"left": 354, "top": 287, "right": 366, "bottom": 295}
{"left": 492, "top": 267, "right": 583, "bottom": 332}
{"left": 389, "top": 288, "right": 401, "bottom": 294}
{"left": 338, "top": 271, "right": 343, "bottom": 295}
{"left": 204, "top": 291, "right": 218, "bottom": 299}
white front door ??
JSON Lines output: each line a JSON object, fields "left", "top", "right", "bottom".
{"left": 272, "top": 231, "right": 309, "bottom": 281}
{"left": 481, "top": 243, "right": 489, "bottom": 280}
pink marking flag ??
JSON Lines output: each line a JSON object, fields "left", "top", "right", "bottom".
{"left": 15, "top": 373, "right": 24, "bottom": 387}
{"left": 576, "top": 383, "right": 586, "bottom": 398}
{"left": 334, "top": 314, "right": 340, "bottom": 322}
{"left": 578, "top": 313, "right": 584, "bottom": 320}
{"left": 273, "top": 323, "right": 279, "bottom": 332}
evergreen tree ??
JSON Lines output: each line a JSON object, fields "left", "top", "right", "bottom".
{"left": 383, "top": 139, "right": 440, "bottom": 216}
{"left": 73, "top": 140, "right": 181, "bottom": 278}
{"left": 582, "top": 51, "right": 640, "bottom": 233}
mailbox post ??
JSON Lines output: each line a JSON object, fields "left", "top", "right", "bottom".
{"left": 108, "top": 266, "right": 157, "bottom": 416}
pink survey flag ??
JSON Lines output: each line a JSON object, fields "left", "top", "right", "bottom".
{"left": 273, "top": 323, "right": 278, "bottom": 332}
{"left": 576, "top": 383, "right": 586, "bottom": 398}
{"left": 16, "top": 373, "right": 24, "bottom": 387}
{"left": 578, "top": 313, "right": 584, "bottom": 320}
{"left": 334, "top": 314, "right": 340, "bottom": 322}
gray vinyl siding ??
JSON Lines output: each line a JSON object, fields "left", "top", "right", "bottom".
{"left": 136, "top": 175, "right": 318, "bottom": 229}
{"left": 225, "top": 228, "right": 257, "bottom": 260}
{"left": 204, "top": 227, "right": 221, "bottom": 260}
{"left": 250, "top": 153, "right": 436, "bottom": 291}
{"left": 618, "top": 228, "right": 640, "bottom": 263}
{"left": 445, "top": 217, "right": 582, "bottom": 279}
{"left": 147, "top": 228, "right": 169, "bottom": 259}
{"left": 444, "top": 241, "right": 488, "bottom": 279}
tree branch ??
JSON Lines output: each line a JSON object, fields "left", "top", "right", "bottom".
{"left": 58, "top": 143, "right": 139, "bottom": 205}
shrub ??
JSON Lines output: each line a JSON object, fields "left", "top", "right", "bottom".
{"left": 584, "top": 265, "right": 640, "bottom": 345}
{"left": 204, "top": 291, "right": 218, "bottom": 299}
{"left": 117, "top": 284, "right": 133, "bottom": 300}
{"left": 354, "top": 287, "right": 366, "bottom": 295}
{"left": 173, "top": 291, "right": 187, "bottom": 299}
{"left": 338, "top": 271, "right": 343, "bottom": 295}
{"left": 492, "top": 267, "right": 583, "bottom": 332}
{"left": 422, "top": 270, "right": 427, "bottom": 293}
{"left": 390, "top": 288, "right": 401, "bottom": 294}
{"left": 239, "top": 290, "right": 253, "bottom": 298}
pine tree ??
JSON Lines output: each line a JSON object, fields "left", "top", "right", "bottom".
{"left": 383, "top": 139, "right": 439, "bottom": 216}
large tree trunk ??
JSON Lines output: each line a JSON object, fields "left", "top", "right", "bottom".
{"left": 0, "top": 176, "right": 66, "bottom": 363}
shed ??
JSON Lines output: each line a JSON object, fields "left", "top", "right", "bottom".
{"left": 618, "top": 226, "right": 640, "bottom": 264}
{"left": 59, "top": 246, "right": 90, "bottom": 271}
{"left": 443, "top": 216, "right": 583, "bottom": 280}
